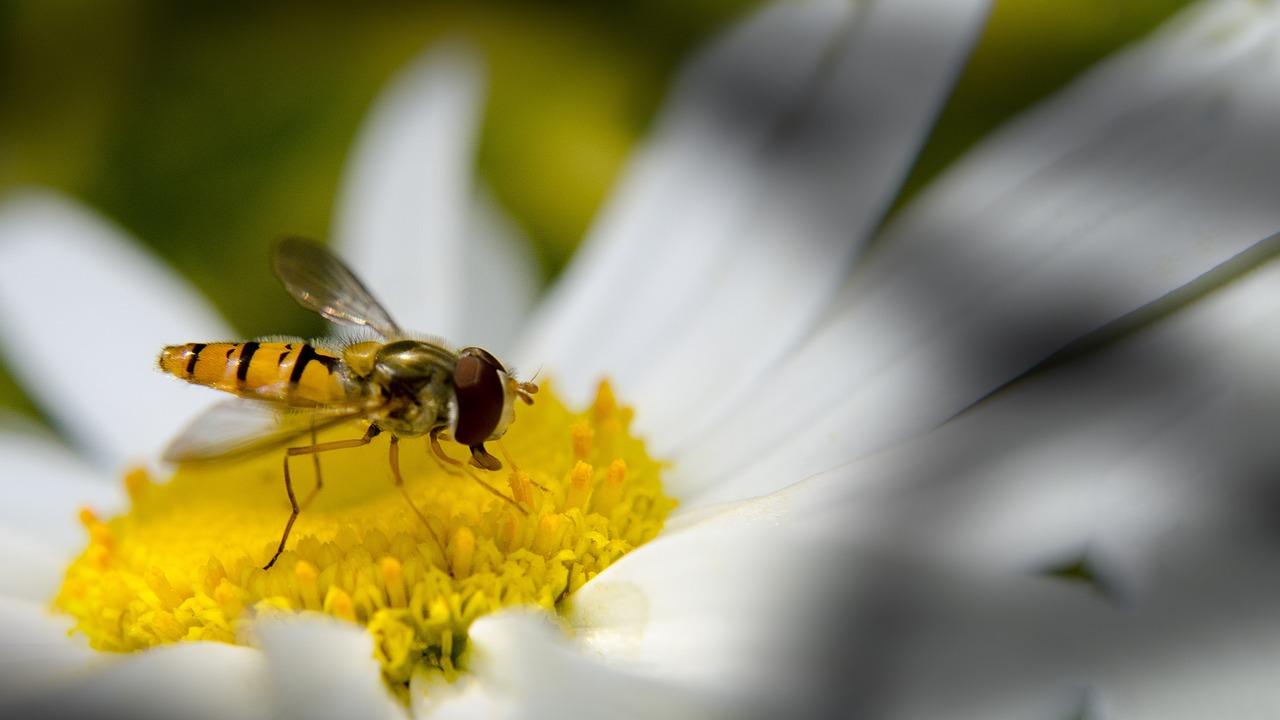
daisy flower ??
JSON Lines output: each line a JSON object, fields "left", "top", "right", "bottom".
{"left": 4, "top": 0, "right": 1280, "bottom": 718}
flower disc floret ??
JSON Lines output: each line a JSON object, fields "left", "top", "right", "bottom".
{"left": 55, "top": 381, "right": 673, "bottom": 699}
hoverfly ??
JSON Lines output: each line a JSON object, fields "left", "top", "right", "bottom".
{"left": 158, "top": 237, "right": 537, "bottom": 569}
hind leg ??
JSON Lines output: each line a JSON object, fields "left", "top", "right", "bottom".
{"left": 263, "top": 425, "right": 380, "bottom": 570}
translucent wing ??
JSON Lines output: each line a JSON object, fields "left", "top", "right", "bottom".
{"left": 163, "top": 397, "right": 372, "bottom": 463}
{"left": 272, "top": 237, "right": 403, "bottom": 338}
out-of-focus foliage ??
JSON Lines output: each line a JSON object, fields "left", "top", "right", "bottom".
{"left": 0, "top": 0, "right": 1192, "bottom": 419}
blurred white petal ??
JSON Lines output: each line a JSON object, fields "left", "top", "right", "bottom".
{"left": 0, "top": 419, "right": 119, "bottom": 601}
{"left": 560, "top": 462, "right": 1104, "bottom": 718}
{"left": 864, "top": 536, "right": 1280, "bottom": 719}
{"left": 843, "top": 293, "right": 1239, "bottom": 602}
{"left": 521, "top": 0, "right": 990, "bottom": 442}
{"left": 254, "top": 614, "right": 408, "bottom": 720}
{"left": 628, "top": 0, "right": 991, "bottom": 453}
{"left": 563, "top": 467, "right": 893, "bottom": 717}
{"left": 673, "top": 0, "right": 1280, "bottom": 505}
{"left": 893, "top": 0, "right": 1280, "bottom": 234}
{"left": 0, "top": 597, "right": 102, "bottom": 708}
{"left": 0, "top": 418, "right": 113, "bottom": 602}
{"left": 556, "top": 216, "right": 1280, "bottom": 715}
{"left": 518, "top": 0, "right": 854, "bottom": 404}
{"left": 0, "top": 189, "right": 232, "bottom": 471}
{"left": 453, "top": 186, "right": 540, "bottom": 358}
{"left": 0, "top": 529, "right": 70, "bottom": 602}
{"left": 845, "top": 562, "right": 1107, "bottom": 720}
{"left": 0, "top": 629, "right": 270, "bottom": 720}
{"left": 1092, "top": 535, "right": 1280, "bottom": 720}
{"left": 764, "top": 215, "right": 1280, "bottom": 716}
{"left": 0, "top": 419, "right": 123, "bottom": 550}
{"left": 332, "top": 42, "right": 488, "bottom": 341}
{"left": 437, "top": 610, "right": 728, "bottom": 720}
{"left": 742, "top": 245, "right": 1280, "bottom": 606}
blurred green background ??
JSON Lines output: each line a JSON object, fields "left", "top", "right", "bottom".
{"left": 0, "top": 0, "right": 1193, "bottom": 420}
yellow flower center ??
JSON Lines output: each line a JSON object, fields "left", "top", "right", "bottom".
{"left": 55, "top": 381, "right": 673, "bottom": 700}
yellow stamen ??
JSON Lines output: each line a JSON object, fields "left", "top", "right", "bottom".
{"left": 324, "top": 586, "right": 356, "bottom": 623}
{"left": 54, "top": 380, "right": 673, "bottom": 699}
{"left": 592, "top": 459, "right": 628, "bottom": 516}
{"left": 380, "top": 556, "right": 407, "bottom": 608}
{"left": 449, "top": 526, "right": 475, "bottom": 578}
{"left": 571, "top": 421, "right": 594, "bottom": 461}
{"left": 532, "top": 514, "right": 565, "bottom": 557}
{"left": 564, "top": 461, "right": 593, "bottom": 512}
{"left": 295, "top": 560, "right": 321, "bottom": 610}
{"left": 508, "top": 470, "right": 535, "bottom": 507}
{"left": 124, "top": 467, "right": 149, "bottom": 503}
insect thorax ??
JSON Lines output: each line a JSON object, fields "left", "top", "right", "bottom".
{"left": 361, "top": 339, "right": 458, "bottom": 438}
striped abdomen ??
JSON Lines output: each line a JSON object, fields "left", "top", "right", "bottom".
{"left": 159, "top": 341, "right": 348, "bottom": 405}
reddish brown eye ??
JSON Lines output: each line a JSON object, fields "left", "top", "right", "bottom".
{"left": 453, "top": 353, "right": 504, "bottom": 445}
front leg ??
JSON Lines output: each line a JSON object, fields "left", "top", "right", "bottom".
{"left": 428, "top": 429, "right": 526, "bottom": 515}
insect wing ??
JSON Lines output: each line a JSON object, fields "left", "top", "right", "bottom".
{"left": 163, "top": 398, "right": 369, "bottom": 463}
{"left": 272, "top": 237, "right": 403, "bottom": 338}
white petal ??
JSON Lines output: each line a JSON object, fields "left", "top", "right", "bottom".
{"left": 1091, "top": 534, "right": 1280, "bottom": 720}
{"left": 648, "top": 223, "right": 1280, "bottom": 713}
{"left": 673, "top": 0, "right": 1280, "bottom": 502}
{"left": 0, "top": 596, "right": 102, "bottom": 707}
{"left": 422, "top": 609, "right": 728, "bottom": 720}
{"left": 813, "top": 535, "right": 1280, "bottom": 720}
{"left": 252, "top": 613, "right": 406, "bottom": 720}
{"left": 849, "top": 563, "right": 1109, "bottom": 720}
{"left": 892, "top": 0, "right": 1280, "bottom": 235}
{"left": 837, "top": 314, "right": 1237, "bottom": 602}
{"left": 0, "top": 189, "right": 232, "bottom": 470}
{"left": 520, "top": 0, "right": 989, "bottom": 440}
{"left": 563, "top": 470, "right": 900, "bottom": 716}
{"left": 0, "top": 610, "right": 271, "bottom": 720}
{"left": 687, "top": 244, "right": 1280, "bottom": 603}
{"left": 559, "top": 467, "right": 1120, "bottom": 718}
{"left": 520, "top": 0, "right": 852, "bottom": 401}
{"left": 453, "top": 186, "right": 540, "bottom": 359}
{"left": 566, "top": 462, "right": 1115, "bottom": 718}
{"left": 0, "top": 419, "right": 123, "bottom": 546}
{"left": 0, "top": 529, "right": 71, "bottom": 602}
{"left": 332, "top": 42, "right": 488, "bottom": 342}
{"left": 0, "top": 417, "right": 122, "bottom": 601}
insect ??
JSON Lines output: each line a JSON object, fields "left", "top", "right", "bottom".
{"left": 158, "top": 237, "right": 537, "bottom": 569}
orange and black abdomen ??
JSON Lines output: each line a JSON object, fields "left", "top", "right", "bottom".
{"left": 159, "top": 341, "right": 347, "bottom": 405}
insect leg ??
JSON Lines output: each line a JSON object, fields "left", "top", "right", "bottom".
{"left": 300, "top": 418, "right": 324, "bottom": 509}
{"left": 388, "top": 435, "right": 443, "bottom": 549}
{"left": 427, "top": 432, "right": 464, "bottom": 477}
{"left": 495, "top": 438, "right": 549, "bottom": 492}
{"left": 429, "top": 429, "right": 528, "bottom": 515}
{"left": 263, "top": 425, "right": 380, "bottom": 570}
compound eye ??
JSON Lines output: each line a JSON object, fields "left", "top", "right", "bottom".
{"left": 453, "top": 353, "right": 505, "bottom": 445}
{"left": 459, "top": 346, "right": 506, "bottom": 373}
